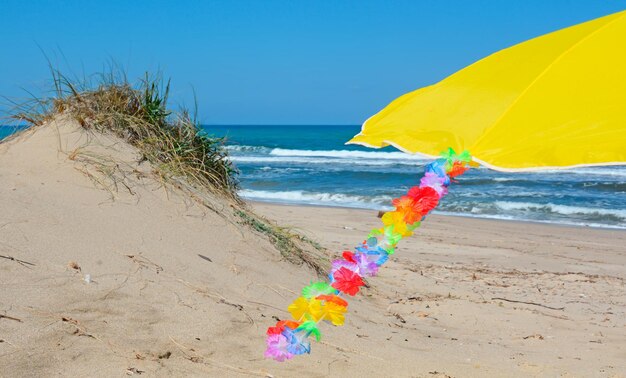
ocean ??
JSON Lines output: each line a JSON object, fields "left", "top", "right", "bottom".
{"left": 208, "top": 125, "right": 626, "bottom": 229}
{"left": 3, "top": 125, "right": 625, "bottom": 229}
{"left": 0, "top": 126, "right": 23, "bottom": 140}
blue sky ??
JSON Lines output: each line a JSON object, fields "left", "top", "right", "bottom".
{"left": 1, "top": 0, "right": 624, "bottom": 125}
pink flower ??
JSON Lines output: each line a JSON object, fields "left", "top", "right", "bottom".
{"left": 419, "top": 172, "right": 448, "bottom": 198}
{"left": 331, "top": 259, "right": 358, "bottom": 274}
{"left": 264, "top": 334, "right": 294, "bottom": 362}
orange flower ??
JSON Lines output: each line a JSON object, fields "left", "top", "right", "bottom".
{"left": 392, "top": 195, "right": 422, "bottom": 224}
{"left": 448, "top": 161, "right": 469, "bottom": 178}
{"left": 316, "top": 294, "right": 348, "bottom": 308}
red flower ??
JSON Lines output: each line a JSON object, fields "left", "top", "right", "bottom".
{"left": 342, "top": 250, "right": 356, "bottom": 263}
{"left": 407, "top": 186, "right": 439, "bottom": 215}
{"left": 266, "top": 320, "right": 301, "bottom": 335}
{"left": 331, "top": 267, "right": 365, "bottom": 296}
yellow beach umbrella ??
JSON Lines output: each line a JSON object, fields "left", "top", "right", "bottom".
{"left": 349, "top": 10, "right": 626, "bottom": 171}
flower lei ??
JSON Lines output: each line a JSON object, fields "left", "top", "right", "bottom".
{"left": 265, "top": 148, "right": 472, "bottom": 361}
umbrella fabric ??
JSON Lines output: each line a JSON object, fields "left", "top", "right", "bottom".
{"left": 349, "top": 10, "right": 626, "bottom": 171}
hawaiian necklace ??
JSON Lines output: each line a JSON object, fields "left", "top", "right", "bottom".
{"left": 265, "top": 149, "right": 472, "bottom": 361}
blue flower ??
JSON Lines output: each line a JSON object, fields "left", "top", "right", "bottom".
{"left": 281, "top": 328, "right": 311, "bottom": 355}
{"left": 425, "top": 159, "right": 450, "bottom": 186}
{"left": 355, "top": 241, "right": 389, "bottom": 266}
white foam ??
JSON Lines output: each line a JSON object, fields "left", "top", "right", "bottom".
{"left": 543, "top": 167, "right": 626, "bottom": 178}
{"left": 434, "top": 211, "right": 626, "bottom": 230}
{"left": 269, "top": 148, "right": 430, "bottom": 161}
{"left": 494, "top": 201, "right": 626, "bottom": 219}
{"left": 239, "top": 190, "right": 626, "bottom": 229}
{"left": 226, "top": 145, "right": 272, "bottom": 153}
{"left": 239, "top": 189, "right": 393, "bottom": 210}
{"left": 230, "top": 156, "right": 421, "bottom": 166}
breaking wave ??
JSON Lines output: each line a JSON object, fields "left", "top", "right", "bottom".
{"left": 269, "top": 148, "right": 429, "bottom": 161}
{"left": 230, "top": 156, "right": 422, "bottom": 166}
{"left": 493, "top": 201, "right": 626, "bottom": 220}
{"left": 239, "top": 189, "right": 393, "bottom": 210}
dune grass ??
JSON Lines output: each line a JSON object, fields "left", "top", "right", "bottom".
{"left": 234, "top": 209, "right": 329, "bottom": 276}
{"left": 6, "top": 68, "right": 329, "bottom": 275}
{"left": 9, "top": 69, "right": 239, "bottom": 198}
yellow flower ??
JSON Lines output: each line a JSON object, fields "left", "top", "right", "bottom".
{"left": 321, "top": 301, "right": 347, "bottom": 326}
{"left": 381, "top": 211, "right": 412, "bottom": 237}
{"left": 288, "top": 296, "right": 323, "bottom": 322}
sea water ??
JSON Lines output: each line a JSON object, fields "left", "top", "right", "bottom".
{"left": 3, "top": 125, "right": 625, "bottom": 229}
{"left": 0, "top": 126, "right": 23, "bottom": 140}
{"left": 208, "top": 125, "right": 626, "bottom": 229}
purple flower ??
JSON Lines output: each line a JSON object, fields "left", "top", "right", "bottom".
{"left": 265, "top": 334, "right": 294, "bottom": 362}
{"left": 420, "top": 172, "right": 448, "bottom": 197}
{"left": 354, "top": 252, "right": 379, "bottom": 276}
{"left": 331, "top": 259, "right": 358, "bottom": 273}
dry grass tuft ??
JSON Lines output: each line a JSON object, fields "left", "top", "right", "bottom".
{"left": 234, "top": 209, "right": 330, "bottom": 276}
{"left": 9, "top": 70, "right": 238, "bottom": 199}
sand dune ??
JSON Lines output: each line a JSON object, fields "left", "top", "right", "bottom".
{"left": 1, "top": 119, "right": 625, "bottom": 377}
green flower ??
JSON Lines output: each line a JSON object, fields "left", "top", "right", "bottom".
{"left": 302, "top": 282, "right": 336, "bottom": 299}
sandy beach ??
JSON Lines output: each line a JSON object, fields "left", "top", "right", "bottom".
{"left": 253, "top": 203, "right": 626, "bottom": 377}
{"left": 1, "top": 121, "right": 625, "bottom": 377}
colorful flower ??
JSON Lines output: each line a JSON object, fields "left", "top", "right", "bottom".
{"left": 282, "top": 327, "right": 311, "bottom": 355}
{"left": 426, "top": 158, "right": 448, "bottom": 175}
{"left": 425, "top": 159, "right": 450, "bottom": 185}
{"left": 288, "top": 296, "right": 323, "bottom": 322}
{"left": 392, "top": 195, "right": 423, "bottom": 224}
{"left": 320, "top": 301, "right": 347, "bottom": 326}
{"left": 296, "top": 320, "right": 322, "bottom": 342}
{"left": 447, "top": 160, "right": 469, "bottom": 178}
{"left": 265, "top": 333, "right": 294, "bottom": 361}
{"left": 407, "top": 186, "right": 440, "bottom": 215}
{"left": 353, "top": 252, "right": 379, "bottom": 276}
{"left": 342, "top": 250, "right": 357, "bottom": 263}
{"left": 354, "top": 240, "right": 389, "bottom": 266}
{"left": 369, "top": 225, "right": 403, "bottom": 254}
{"left": 440, "top": 148, "right": 471, "bottom": 168}
{"left": 267, "top": 319, "right": 301, "bottom": 336}
{"left": 331, "top": 267, "right": 365, "bottom": 296}
{"left": 331, "top": 258, "right": 358, "bottom": 274}
{"left": 316, "top": 294, "right": 348, "bottom": 308}
{"left": 301, "top": 282, "right": 337, "bottom": 299}
{"left": 420, "top": 171, "right": 448, "bottom": 197}
{"left": 381, "top": 211, "right": 413, "bottom": 237}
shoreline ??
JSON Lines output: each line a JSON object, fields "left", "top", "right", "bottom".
{"left": 247, "top": 199, "right": 626, "bottom": 231}
{"left": 251, "top": 200, "right": 626, "bottom": 278}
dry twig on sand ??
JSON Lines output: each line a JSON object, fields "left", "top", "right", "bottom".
{"left": 0, "top": 254, "right": 35, "bottom": 268}
{"left": 0, "top": 314, "right": 22, "bottom": 322}
{"left": 491, "top": 297, "right": 565, "bottom": 311}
